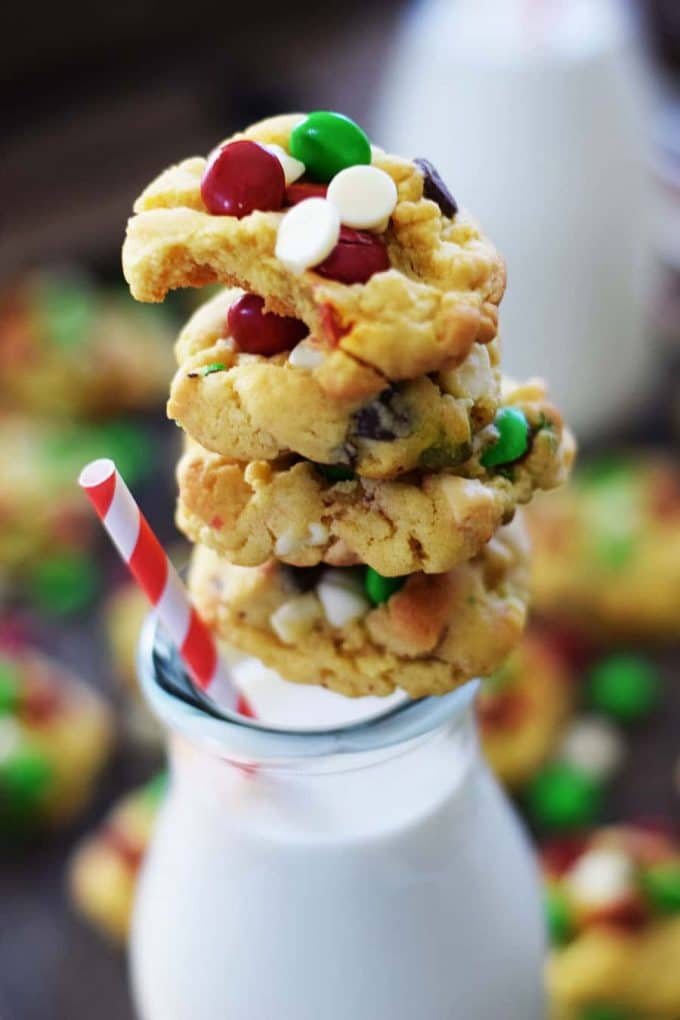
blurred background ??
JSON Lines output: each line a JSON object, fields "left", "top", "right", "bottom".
{"left": 1, "top": 0, "right": 680, "bottom": 1017}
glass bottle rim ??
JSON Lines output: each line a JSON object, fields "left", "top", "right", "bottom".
{"left": 137, "top": 612, "right": 479, "bottom": 762}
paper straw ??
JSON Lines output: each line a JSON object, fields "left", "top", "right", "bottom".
{"left": 79, "top": 458, "right": 249, "bottom": 715}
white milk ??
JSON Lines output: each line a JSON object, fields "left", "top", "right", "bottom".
{"left": 131, "top": 656, "right": 546, "bottom": 1020}
{"left": 374, "top": 0, "right": 653, "bottom": 437}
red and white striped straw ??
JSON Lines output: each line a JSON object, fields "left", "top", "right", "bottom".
{"left": 79, "top": 458, "right": 248, "bottom": 715}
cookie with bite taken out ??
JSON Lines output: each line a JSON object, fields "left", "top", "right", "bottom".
{"left": 123, "top": 112, "right": 506, "bottom": 406}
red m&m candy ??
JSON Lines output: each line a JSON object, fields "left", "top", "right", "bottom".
{"left": 285, "top": 182, "right": 328, "bottom": 206}
{"left": 315, "top": 227, "right": 389, "bottom": 285}
{"left": 227, "top": 294, "right": 308, "bottom": 356}
{"left": 201, "top": 141, "right": 285, "bottom": 218}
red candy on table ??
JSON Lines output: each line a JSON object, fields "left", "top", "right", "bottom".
{"left": 227, "top": 294, "right": 308, "bottom": 356}
{"left": 201, "top": 141, "right": 286, "bottom": 218}
{"left": 285, "top": 182, "right": 329, "bottom": 205}
{"left": 315, "top": 227, "right": 390, "bottom": 285}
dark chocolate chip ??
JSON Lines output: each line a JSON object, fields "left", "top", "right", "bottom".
{"left": 353, "top": 388, "right": 411, "bottom": 442}
{"left": 414, "top": 158, "right": 458, "bottom": 218}
{"left": 281, "top": 564, "right": 324, "bottom": 594}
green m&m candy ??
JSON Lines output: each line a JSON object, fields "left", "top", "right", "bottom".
{"left": 580, "top": 1005, "right": 631, "bottom": 1020}
{"left": 586, "top": 654, "right": 659, "bottom": 724}
{"left": 481, "top": 408, "right": 529, "bottom": 469}
{"left": 640, "top": 862, "right": 680, "bottom": 915}
{"left": 316, "top": 463, "right": 356, "bottom": 483}
{"left": 524, "top": 762, "right": 603, "bottom": 832}
{"left": 290, "top": 112, "right": 371, "bottom": 183}
{"left": 0, "top": 659, "right": 21, "bottom": 716}
{"left": 36, "top": 274, "right": 97, "bottom": 350}
{"left": 545, "top": 885, "right": 574, "bottom": 946}
{"left": 364, "top": 567, "right": 407, "bottom": 606}
{"left": 27, "top": 551, "right": 101, "bottom": 616}
{"left": 143, "top": 771, "right": 169, "bottom": 806}
{"left": 0, "top": 729, "right": 53, "bottom": 828}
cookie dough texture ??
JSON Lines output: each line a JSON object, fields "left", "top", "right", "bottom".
{"left": 168, "top": 288, "right": 501, "bottom": 478}
{"left": 528, "top": 456, "right": 680, "bottom": 640}
{"left": 188, "top": 517, "right": 530, "bottom": 699}
{"left": 479, "top": 633, "right": 572, "bottom": 789}
{"left": 176, "top": 378, "right": 574, "bottom": 577}
{"left": 123, "top": 114, "right": 506, "bottom": 402}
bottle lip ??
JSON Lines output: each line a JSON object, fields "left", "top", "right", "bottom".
{"left": 137, "top": 612, "right": 480, "bottom": 761}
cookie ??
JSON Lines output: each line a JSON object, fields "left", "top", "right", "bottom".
{"left": 544, "top": 825, "right": 680, "bottom": 1019}
{"left": 69, "top": 774, "right": 164, "bottom": 942}
{"left": 168, "top": 287, "right": 501, "bottom": 479}
{"left": 0, "top": 270, "right": 175, "bottom": 417}
{"left": 187, "top": 517, "right": 530, "bottom": 699}
{"left": 123, "top": 113, "right": 505, "bottom": 403}
{"left": 528, "top": 455, "right": 680, "bottom": 640}
{"left": 176, "top": 378, "right": 574, "bottom": 577}
{"left": 478, "top": 632, "right": 572, "bottom": 789}
{"left": 0, "top": 648, "right": 114, "bottom": 837}
{"left": 0, "top": 413, "right": 154, "bottom": 583}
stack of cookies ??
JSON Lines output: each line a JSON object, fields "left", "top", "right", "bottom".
{"left": 123, "top": 112, "right": 574, "bottom": 700}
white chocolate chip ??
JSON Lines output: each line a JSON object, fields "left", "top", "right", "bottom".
{"left": 270, "top": 593, "right": 323, "bottom": 644}
{"left": 275, "top": 198, "right": 340, "bottom": 275}
{"left": 259, "top": 142, "right": 306, "bottom": 185}
{"left": 316, "top": 569, "right": 370, "bottom": 628}
{"left": 327, "top": 164, "right": 398, "bottom": 231}
{"left": 274, "top": 531, "right": 298, "bottom": 557}
{"left": 559, "top": 717, "right": 625, "bottom": 781}
{"left": 565, "top": 849, "right": 635, "bottom": 909}
{"left": 288, "top": 339, "right": 325, "bottom": 370}
{"left": 307, "top": 522, "right": 329, "bottom": 546}
{"left": 0, "top": 717, "right": 22, "bottom": 761}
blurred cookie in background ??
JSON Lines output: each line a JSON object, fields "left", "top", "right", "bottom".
{"left": 0, "top": 413, "right": 156, "bottom": 614}
{"left": 527, "top": 455, "right": 680, "bottom": 641}
{"left": 69, "top": 774, "right": 165, "bottom": 943}
{"left": 0, "top": 647, "right": 114, "bottom": 841}
{"left": 543, "top": 824, "right": 680, "bottom": 1020}
{"left": 0, "top": 269, "right": 175, "bottom": 418}
{"left": 478, "top": 631, "right": 574, "bottom": 791}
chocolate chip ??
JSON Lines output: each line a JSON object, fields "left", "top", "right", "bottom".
{"left": 353, "top": 388, "right": 411, "bottom": 441}
{"left": 414, "top": 158, "right": 458, "bottom": 218}
{"left": 281, "top": 564, "right": 324, "bottom": 593}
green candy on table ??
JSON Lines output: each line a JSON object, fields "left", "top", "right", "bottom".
{"left": 0, "top": 659, "right": 21, "bottom": 716}
{"left": 579, "top": 1005, "right": 632, "bottom": 1020}
{"left": 27, "top": 551, "right": 100, "bottom": 616}
{"left": 36, "top": 275, "right": 97, "bottom": 350}
{"left": 42, "top": 419, "right": 154, "bottom": 489}
{"left": 586, "top": 654, "right": 660, "bottom": 724}
{"left": 364, "top": 567, "right": 407, "bottom": 606}
{"left": 290, "top": 111, "right": 371, "bottom": 183}
{"left": 143, "top": 771, "right": 169, "bottom": 806}
{"left": 480, "top": 408, "right": 529, "bottom": 469}
{"left": 523, "top": 762, "right": 603, "bottom": 832}
{"left": 0, "top": 732, "right": 54, "bottom": 828}
{"left": 545, "top": 885, "right": 574, "bottom": 946}
{"left": 640, "top": 862, "right": 680, "bottom": 915}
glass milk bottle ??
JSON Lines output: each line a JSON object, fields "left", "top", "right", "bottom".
{"left": 374, "top": 0, "right": 653, "bottom": 438}
{"left": 131, "top": 618, "right": 546, "bottom": 1020}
